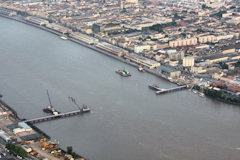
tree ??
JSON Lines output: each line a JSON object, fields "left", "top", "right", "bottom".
{"left": 234, "top": 60, "right": 240, "bottom": 67}
{"left": 202, "top": 4, "right": 212, "bottom": 10}
{"left": 219, "top": 62, "right": 228, "bottom": 69}
{"left": 67, "top": 146, "right": 73, "bottom": 154}
{"left": 202, "top": 4, "right": 206, "bottom": 9}
{"left": 210, "top": 10, "right": 227, "bottom": 18}
{"left": 173, "top": 13, "right": 185, "bottom": 20}
{"left": 193, "top": 85, "right": 200, "bottom": 91}
{"left": 17, "top": 146, "right": 27, "bottom": 158}
{"left": 72, "top": 152, "right": 77, "bottom": 158}
{"left": 5, "top": 143, "right": 27, "bottom": 158}
{"left": 196, "top": 28, "right": 205, "bottom": 33}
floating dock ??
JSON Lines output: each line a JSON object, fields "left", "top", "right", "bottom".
{"left": 149, "top": 84, "right": 187, "bottom": 94}
{"left": 23, "top": 109, "right": 88, "bottom": 124}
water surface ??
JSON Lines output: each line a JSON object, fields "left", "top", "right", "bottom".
{"left": 0, "top": 17, "right": 240, "bottom": 160}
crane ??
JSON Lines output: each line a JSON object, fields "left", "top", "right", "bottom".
{"left": 46, "top": 90, "right": 53, "bottom": 107}
{"left": 68, "top": 96, "right": 81, "bottom": 111}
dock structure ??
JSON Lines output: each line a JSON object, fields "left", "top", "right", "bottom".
{"left": 148, "top": 84, "right": 162, "bottom": 91}
{"left": 23, "top": 110, "right": 85, "bottom": 124}
{"left": 149, "top": 84, "right": 187, "bottom": 94}
{"left": 155, "top": 85, "right": 187, "bottom": 94}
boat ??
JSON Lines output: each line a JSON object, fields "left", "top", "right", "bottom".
{"left": 82, "top": 104, "right": 91, "bottom": 112}
{"left": 60, "top": 36, "right": 68, "bottom": 40}
{"left": 115, "top": 69, "right": 131, "bottom": 77}
{"left": 138, "top": 66, "right": 145, "bottom": 72}
{"left": 192, "top": 90, "right": 198, "bottom": 94}
{"left": 43, "top": 90, "right": 60, "bottom": 115}
{"left": 199, "top": 93, "right": 205, "bottom": 97}
{"left": 43, "top": 106, "right": 54, "bottom": 113}
{"left": 42, "top": 106, "right": 60, "bottom": 115}
{"left": 148, "top": 84, "right": 160, "bottom": 90}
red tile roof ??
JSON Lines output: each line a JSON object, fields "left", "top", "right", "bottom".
{"left": 228, "top": 85, "right": 240, "bottom": 92}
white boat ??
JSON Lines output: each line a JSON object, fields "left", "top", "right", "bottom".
{"left": 60, "top": 36, "right": 68, "bottom": 40}
{"left": 82, "top": 104, "right": 91, "bottom": 112}
{"left": 192, "top": 90, "right": 198, "bottom": 94}
{"left": 199, "top": 93, "right": 205, "bottom": 97}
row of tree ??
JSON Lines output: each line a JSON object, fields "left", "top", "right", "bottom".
{"left": 193, "top": 85, "right": 240, "bottom": 104}
{"left": 5, "top": 143, "right": 27, "bottom": 158}
{"left": 204, "top": 88, "right": 240, "bottom": 104}
{"left": 67, "top": 146, "right": 79, "bottom": 159}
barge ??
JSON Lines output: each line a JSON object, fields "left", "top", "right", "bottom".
{"left": 115, "top": 69, "right": 131, "bottom": 77}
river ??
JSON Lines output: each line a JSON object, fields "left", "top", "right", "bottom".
{"left": 0, "top": 17, "right": 240, "bottom": 160}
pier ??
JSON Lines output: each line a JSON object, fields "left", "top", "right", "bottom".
{"left": 156, "top": 85, "right": 187, "bottom": 94}
{"left": 23, "top": 109, "right": 86, "bottom": 124}
{"left": 148, "top": 84, "right": 162, "bottom": 91}
{"left": 149, "top": 84, "right": 187, "bottom": 94}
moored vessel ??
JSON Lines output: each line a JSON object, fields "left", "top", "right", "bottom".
{"left": 138, "top": 66, "right": 145, "bottom": 72}
{"left": 199, "top": 92, "right": 205, "bottom": 97}
{"left": 115, "top": 69, "right": 131, "bottom": 77}
{"left": 43, "top": 90, "right": 60, "bottom": 115}
{"left": 82, "top": 104, "right": 91, "bottom": 112}
{"left": 60, "top": 36, "right": 68, "bottom": 40}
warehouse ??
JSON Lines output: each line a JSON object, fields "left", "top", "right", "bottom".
{"left": 124, "top": 53, "right": 160, "bottom": 69}
{"left": 96, "top": 42, "right": 128, "bottom": 56}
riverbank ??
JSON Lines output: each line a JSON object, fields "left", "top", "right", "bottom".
{"left": 0, "top": 13, "right": 172, "bottom": 83}
{"left": 206, "top": 95, "right": 240, "bottom": 106}
{"left": 0, "top": 98, "right": 20, "bottom": 120}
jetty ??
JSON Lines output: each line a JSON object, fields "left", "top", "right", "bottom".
{"left": 23, "top": 109, "right": 88, "bottom": 124}
{"left": 149, "top": 84, "right": 187, "bottom": 94}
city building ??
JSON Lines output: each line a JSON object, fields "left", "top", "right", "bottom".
{"left": 183, "top": 56, "right": 195, "bottom": 67}
{"left": 198, "top": 35, "right": 217, "bottom": 44}
{"left": 134, "top": 45, "right": 151, "bottom": 53}
{"left": 13, "top": 122, "right": 32, "bottom": 134}
{"left": 125, "top": 0, "right": 138, "bottom": 5}
{"left": 124, "top": 53, "right": 160, "bottom": 69}
{"left": 96, "top": 42, "right": 128, "bottom": 56}
{"left": 159, "top": 66, "right": 181, "bottom": 78}
{"left": 169, "top": 38, "right": 198, "bottom": 47}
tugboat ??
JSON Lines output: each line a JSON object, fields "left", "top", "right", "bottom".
{"left": 115, "top": 69, "right": 131, "bottom": 77}
{"left": 82, "top": 104, "right": 91, "bottom": 112}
